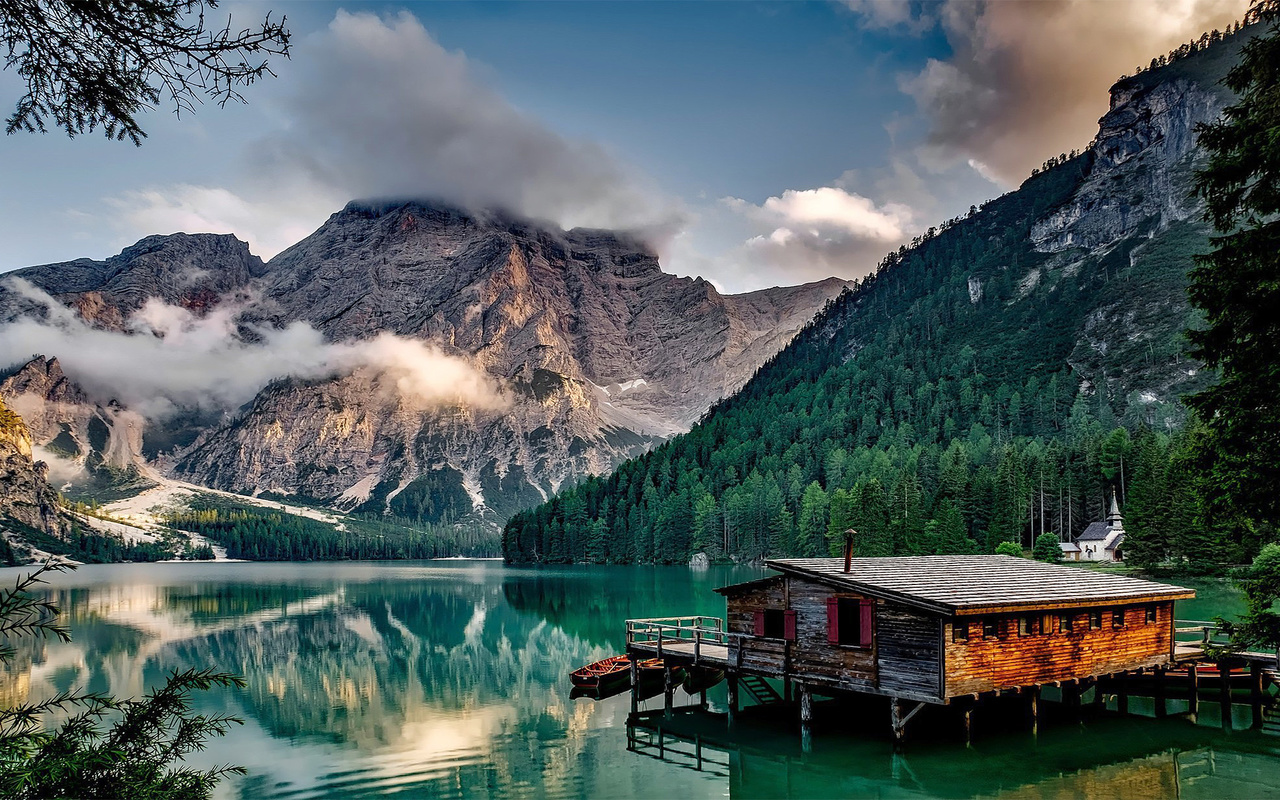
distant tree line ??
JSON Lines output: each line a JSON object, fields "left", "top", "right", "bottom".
{"left": 163, "top": 502, "right": 499, "bottom": 560}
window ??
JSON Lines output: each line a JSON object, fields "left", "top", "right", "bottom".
{"left": 1019, "top": 616, "right": 1033, "bottom": 636}
{"left": 1090, "top": 611, "right": 1102, "bottom": 630}
{"left": 1060, "top": 613, "right": 1074, "bottom": 633}
{"left": 752, "top": 609, "right": 796, "bottom": 640}
{"left": 953, "top": 620, "right": 969, "bottom": 642}
{"left": 1042, "top": 614, "right": 1054, "bottom": 634}
{"left": 1146, "top": 605, "right": 1158, "bottom": 624}
{"left": 1113, "top": 608, "right": 1126, "bottom": 629}
{"left": 982, "top": 619, "right": 998, "bottom": 639}
{"left": 826, "top": 596, "right": 873, "bottom": 647}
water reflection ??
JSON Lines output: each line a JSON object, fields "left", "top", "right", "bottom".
{"left": 8, "top": 562, "right": 1280, "bottom": 799}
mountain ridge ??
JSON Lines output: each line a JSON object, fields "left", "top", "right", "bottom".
{"left": 0, "top": 200, "right": 849, "bottom": 534}
{"left": 502, "top": 26, "right": 1251, "bottom": 565}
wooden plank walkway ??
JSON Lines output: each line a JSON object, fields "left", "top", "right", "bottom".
{"left": 629, "top": 640, "right": 730, "bottom": 666}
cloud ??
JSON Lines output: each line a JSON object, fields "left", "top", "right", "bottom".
{"left": 100, "top": 10, "right": 681, "bottom": 260}
{"left": 0, "top": 279, "right": 507, "bottom": 418}
{"left": 106, "top": 184, "right": 342, "bottom": 262}
{"left": 719, "top": 186, "right": 915, "bottom": 284}
{"left": 862, "top": 0, "right": 1244, "bottom": 185}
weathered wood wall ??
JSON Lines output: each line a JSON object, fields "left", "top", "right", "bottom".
{"left": 787, "top": 577, "right": 877, "bottom": 690}
{"left": 944, "top": 602, "right": 1175, "bottom": 696}
{"left": 877, "top": 601, "right": 941, "bottom": 698}
{"left": 724, "top": 575, "right": 944, "bottom": 700}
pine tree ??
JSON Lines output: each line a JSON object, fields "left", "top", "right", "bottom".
{"left": 1187, "top": 0, "right": 1280, "bottom": 549}
{"left": 797, "top": 482, "right": 830, "bottom": 556}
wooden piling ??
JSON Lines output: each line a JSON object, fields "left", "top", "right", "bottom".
{"left": 1188, "top": 664, "right": 1199, "bottom": 718}
{"left": 630, "top": 657, "right": 640, "bottom": 717}
{"left": 891, "top": 698, "right": 904, "bottom": 746}
{"left": 800, "top": 684, "right": 813, "bottom": 753}
{"left": 727, "top": 674, "right": 739, "bottom": 723}
{"left": 1154, "top": 666, "right": 1166, "bottom": 718}
{"left": 1028, "top": 685, "right": 1040, "bottom": 735}
{"left": 961, "top": 706, "right": 974, "bottom": 745}
{"left": 1218, "top": 660, "right": 1232, "bottom": 730}
{"left": 1251, "top": 662, "right": 1264, "bottom": 729}
{"left": 663, "top": 665, "right": 675, "bottom": 719}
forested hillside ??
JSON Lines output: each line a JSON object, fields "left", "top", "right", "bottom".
{"left": 503, "top": 26, "right": 1259, "bottom": 572}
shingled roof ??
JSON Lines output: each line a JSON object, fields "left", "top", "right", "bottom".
{"left": 1076, "top": 522, "right": 1113, "bottom": 542}
{"left": 755, "top": 555, "right": 1193, "bottom": 616}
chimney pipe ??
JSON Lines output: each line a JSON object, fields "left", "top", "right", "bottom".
{"left": 843, "top": 528, "right": 856, "bottom": 573}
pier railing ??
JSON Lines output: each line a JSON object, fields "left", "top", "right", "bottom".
{"left": 1175, "top": 619, "right": 1280, "bottom": 668}
{"left": 625, "top": 616, "right": 729, "bottom": 663}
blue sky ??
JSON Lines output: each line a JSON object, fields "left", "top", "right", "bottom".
{"left": 0, "top": 0, "right": 1247, "bottom": 291}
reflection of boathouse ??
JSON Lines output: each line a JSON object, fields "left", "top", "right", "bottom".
{"left": 628, "top": 554, "right": 1200, "bottom": 741}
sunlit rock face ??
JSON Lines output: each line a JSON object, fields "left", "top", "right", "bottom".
{"left": 0, "top": 200, "right": 846, "bottom": 524}
{"left": 0, "top": 394, "right": 68, "bottom": 540}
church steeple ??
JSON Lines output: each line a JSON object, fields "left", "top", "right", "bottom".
{"left": 1106, "top": 490, "right": 1123, "bottom": 528}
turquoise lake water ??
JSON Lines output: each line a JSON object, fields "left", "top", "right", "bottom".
{"left": 8, "top": 561, "right": 1280, "bottom": 799}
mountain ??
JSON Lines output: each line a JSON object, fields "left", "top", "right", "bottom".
{"left": 0, "top": 394, "right": 69, "bottom": 552}
{"left": 502, "top": 27, "right": 1253, "bottom": 566}
{"left": 0, "top": 202, "right": 847, "bottom": 531}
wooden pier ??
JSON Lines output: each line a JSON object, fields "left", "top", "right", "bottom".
{"left": 622, "top": 555, "right": 1279, "bottom": 744}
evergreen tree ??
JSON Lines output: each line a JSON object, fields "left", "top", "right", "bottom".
{"left": 797, "top": 481, "right": 830, "bottom": 557}
{"left": 1188, "top": 0, "right": 1280, "bottom": 550}
{"left": 1033, "top": 532, "right": 1063, "bottom": 562}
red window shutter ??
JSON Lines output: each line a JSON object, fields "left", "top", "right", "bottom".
{"left": 859, "top": 599, "right": 874, "bottom": 648}
{"left": 753, "top": 610, "right": 766, "bottom": 637}
{"left": 784, "top": 610, "right": 797, "bottom": 641}
{"left": 826, "top": 597, "right": 839, "bottom": 643}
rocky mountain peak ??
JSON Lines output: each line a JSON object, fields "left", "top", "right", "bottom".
{"left": 0, "top": 356, "right": 87, "bottom": 406}
{"left": 0, "top": 231, "right": 266, "bottom": 328}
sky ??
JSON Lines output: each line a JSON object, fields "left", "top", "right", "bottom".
{"left": 0, "top": 0, "right": 1249, "bottom": 293}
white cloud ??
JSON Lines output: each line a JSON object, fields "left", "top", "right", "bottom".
{"left": 99, "top": 9, "right": 682, "bottom": 261}
{"left": 718, "top": 186, "right": 915, "bottom": 284}
{"left": 0, "top": 278, "right": 508, "bottom": 418}
{"left": 891, "top": 0, "right": 1244, "bottom": 184}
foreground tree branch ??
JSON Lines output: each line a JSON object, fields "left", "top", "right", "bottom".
{"left": 1, "top": 0, "right": 290, "bottom": 144}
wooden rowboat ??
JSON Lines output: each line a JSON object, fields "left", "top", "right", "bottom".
{"left": 569, "top": 656, "right": 686, "bottom": 691}
{"left": 570, "top": 655, "right": 632, "bottom": 689}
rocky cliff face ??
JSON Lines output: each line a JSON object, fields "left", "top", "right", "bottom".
{"left": 0, "top": 356, "right": 152, "bottom": 500}
{"left": 0, "top": 233, "right": 267, "bottom": 328}
{"left": 0, "top": 205, "right": 846, "bottom": 523}
{"left": 174, "top": 202, "right": 847, "bottom": 517}
{"left": 1020, "top": 35, "right": 1249, "bottom": 417}
{"left": 0, "top": 395, "right": 68, "bottom": 540}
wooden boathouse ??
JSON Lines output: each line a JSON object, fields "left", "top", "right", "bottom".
{"left": 626, "top": 554, "right": 1199, "bottom": 742}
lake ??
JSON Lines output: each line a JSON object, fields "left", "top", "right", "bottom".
{"left": 7, "top": 561, "right": 1280, "bottom": 799}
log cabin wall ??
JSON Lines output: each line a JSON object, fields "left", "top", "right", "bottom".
{"left": 944, "top": 601, "right": 1175, "bottom": 696}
